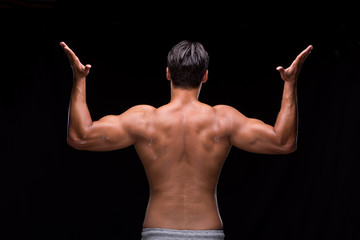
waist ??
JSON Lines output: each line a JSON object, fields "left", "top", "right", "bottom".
{"left": 143, "top": 194, "right": 222, "bottom": 230}
{"left": 141, "top": 228, "right": 225, "bottom": 240}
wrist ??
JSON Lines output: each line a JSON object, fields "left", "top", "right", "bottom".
{"left": 284, "top": 80, "right": 297, "bottom": 88}
{"left": 73, "top": 74, "right": 86, "bottom": 83}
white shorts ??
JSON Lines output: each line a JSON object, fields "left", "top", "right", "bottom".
{"left": 141, "top": 228, "right": 225, "bottom": 240}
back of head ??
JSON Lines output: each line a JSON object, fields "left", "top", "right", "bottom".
{"left": 167, "top": 40, "right": 209, "bottom": 89}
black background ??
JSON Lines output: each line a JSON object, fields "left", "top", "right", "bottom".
{"left": 1, "top": 1, "right": 360, "bottom": 240}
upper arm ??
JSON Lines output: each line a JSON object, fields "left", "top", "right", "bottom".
{"left": 68, "top": 105, "right": 154, "bottom": 151}
{"left": 215, "top": 105, "right": 293, "bottom": 154}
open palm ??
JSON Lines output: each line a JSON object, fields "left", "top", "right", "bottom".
{"left": 276, "top": 45, "right": 313, "bottom": 82}
{"left": 60, "top": 42, "right": 91, "bottom": 79}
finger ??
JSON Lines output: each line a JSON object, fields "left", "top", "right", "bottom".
{"left": 60, "top": 41, "right": 71, "bottom": 54}
{"left": 60, "top": 42, "right": 79, "bottom": 64}
{"left": 64, "top": 47, "right": 78, "bottom": 62}
{"left": 294, "top": 45, "right": 313, "bottom": 65}
{"left": 299, "top": 45, "right": 313, "bottom": 61}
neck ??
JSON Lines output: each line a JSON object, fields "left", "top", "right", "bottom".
{"left": 170, "top": 83, "right": 202, "bottom": 104}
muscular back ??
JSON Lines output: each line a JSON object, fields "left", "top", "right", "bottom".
{"left": 68, "top": 98, "right": 297, "bottom": 230}
{"left": 64, "top": 41, "right": 310, "bottom": 231}
{"left": 133, "top": 102, "right": 232, "bottom": 230}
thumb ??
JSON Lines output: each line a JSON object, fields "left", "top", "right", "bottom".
{"left": 276, "top": 66, "right": 285, "bottom": 73}
{"left": 84, "top": 64, "right": 92, "bottom": 75}
{"left": 276, "top": 66, "right": 286, "bottom": 78}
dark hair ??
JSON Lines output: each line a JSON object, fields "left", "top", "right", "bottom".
{"left": 167, "top": 40, "right": 209, "bottom": 89}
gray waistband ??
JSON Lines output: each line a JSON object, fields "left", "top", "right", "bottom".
{"left": 141, "top": 228, "right": 225, "bottom": 240}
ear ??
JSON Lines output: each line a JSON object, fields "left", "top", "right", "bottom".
{"left": 201, "top": 70, "right": 208, "bottom": 84}
{"left": 166, "top": 67, "right": 172, "bottom": 81}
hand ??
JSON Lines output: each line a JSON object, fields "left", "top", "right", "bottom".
{"left": 60, "top": 42, "right": 91, "bottom": 79}
{"left": 276, "top": 45, "right": 313, "bottom": 83}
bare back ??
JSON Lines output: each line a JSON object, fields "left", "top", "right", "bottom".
{"left": 63, "top": 41, "right": 311, "bottom": 232}
{"left": 133, "top": 101, "right": 231, "bottom": 230}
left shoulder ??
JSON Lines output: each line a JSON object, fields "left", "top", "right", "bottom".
{"left": 127, "top": 104, "right": 156, "bottom": 113}
{"left": 122, "top": 104, "right": 156, "bottom": 118}
{"left": 118, "top": 105, "right": 156, "bottom": 131}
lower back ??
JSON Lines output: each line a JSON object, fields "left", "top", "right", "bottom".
{"left": 143, "top": 190, "right": 223, "bottom": 230}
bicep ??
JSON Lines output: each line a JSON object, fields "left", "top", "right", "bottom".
{"left": 223, "top": 107, "right": 286, "bottom": 154}
{"left": 73, "top": 105, "right": 154, "bottom": 151}
{"left": 80, "top": 114, "right": 134, "bottom": 151}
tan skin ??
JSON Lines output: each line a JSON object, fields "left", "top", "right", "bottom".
{"left": 61, "top": 42, "right": 312, "bottom": 230}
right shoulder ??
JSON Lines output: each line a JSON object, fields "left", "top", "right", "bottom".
{"left": 213, "top": 104, "right": 245, "bottom": 118}
{"left": 213, "top": 104, "right": 248, "bottom": 131}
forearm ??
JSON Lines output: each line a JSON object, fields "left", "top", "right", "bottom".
{"left": 68, "top": 77, "right": 93, "bottom": 140}
{"left": 244, "top": 45, "right": 311, "bottom": 153}
{"left": 273, "top": 81, "right": 298, "bottom": 147}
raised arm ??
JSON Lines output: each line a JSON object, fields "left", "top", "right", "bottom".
{"left": 60, "top": 42, "right": 152, "bottom": 151}
{"left": 220, "top": 45, "right": 313, "bottom": 154}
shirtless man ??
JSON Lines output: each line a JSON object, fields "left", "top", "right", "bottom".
{"left": 61, "top": 40, "right": 312, "bottom": 240}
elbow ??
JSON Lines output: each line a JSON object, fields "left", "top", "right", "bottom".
{"left": 67, "top": 126, "right": 92, "bottom": 150}
{"left": 284, "top": 142, "right": 297, "bottom": 154}
{"left": 67, "top": 134, "right": 88, "bottom": 151}
{"left": 279, "top": 140, "right": 297, "bottom": 154}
